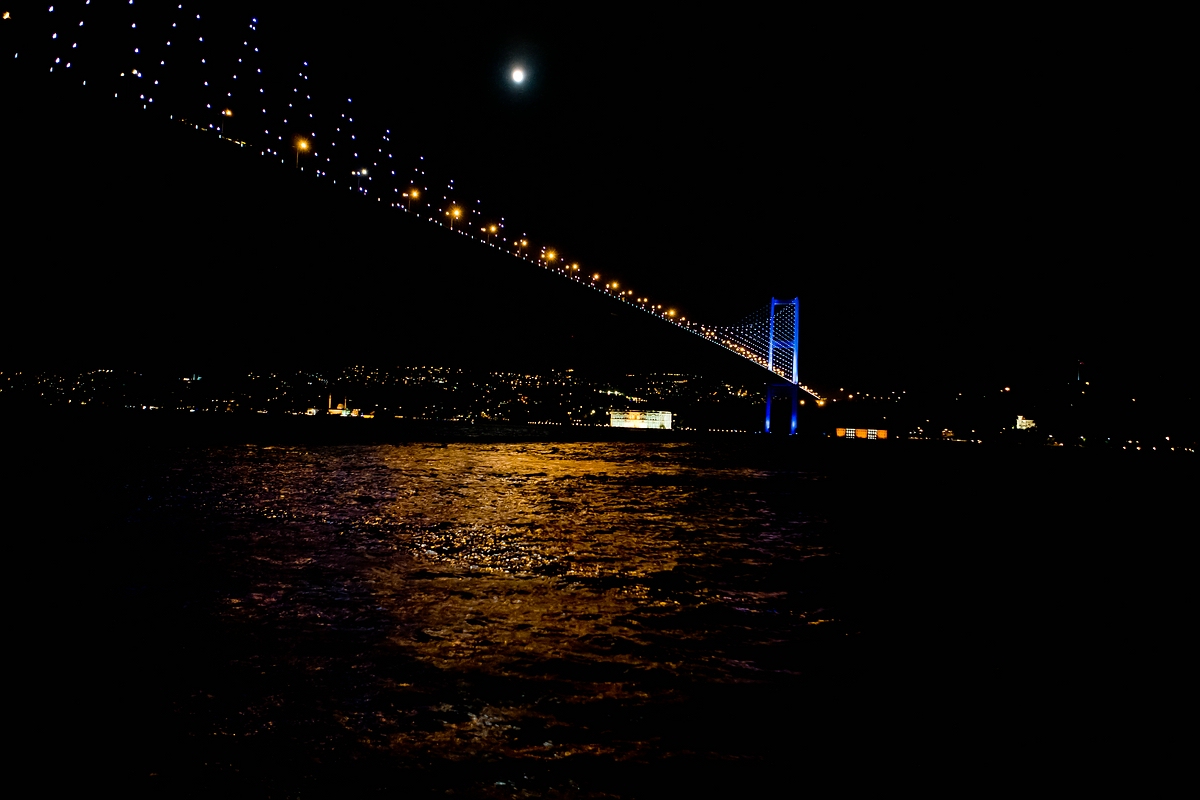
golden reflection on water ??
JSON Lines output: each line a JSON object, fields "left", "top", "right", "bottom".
{"left": 355, "top": 442, "right": 813, "bottom": 759}
{"left": 192, "top": 441, "right": 833, "bottom": 766}
{"left": 375, "top": 444, "right": 698, "bottom": 668}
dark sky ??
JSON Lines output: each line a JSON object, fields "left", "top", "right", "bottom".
{"left": 235, "top": 4, "right": 1193, "bottom": 390}
{"left": 4, "top": 3, "right": 1188, "bottom": 394}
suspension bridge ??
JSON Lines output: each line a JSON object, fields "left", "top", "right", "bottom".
{"left": 5, "top": 3, "right": 825, "bottom": 432}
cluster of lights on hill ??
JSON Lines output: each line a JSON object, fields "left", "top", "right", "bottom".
{"left": 12, "top": 3, "right": 821, "bottom": 399}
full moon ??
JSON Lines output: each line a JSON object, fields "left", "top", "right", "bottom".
{"left": 511, "top": 68, "right": 525, "bottom": 84}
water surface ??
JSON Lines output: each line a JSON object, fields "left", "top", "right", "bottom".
{"left": 47, "top": 438, "right": 866, "bottom": 795}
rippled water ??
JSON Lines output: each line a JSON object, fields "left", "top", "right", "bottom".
{"left": 64, "top": 439, "right": 865, "bottom": 795}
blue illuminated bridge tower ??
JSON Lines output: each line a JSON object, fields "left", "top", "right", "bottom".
{"left": 699, "top": 297, "right": 819, "bottom": 434}
{"left": 764, "top": 297, "right": 801, "bottom": 435}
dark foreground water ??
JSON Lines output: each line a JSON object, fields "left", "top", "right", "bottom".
{"left": 10, "top": 421, "right": 1191, "bottom": 796}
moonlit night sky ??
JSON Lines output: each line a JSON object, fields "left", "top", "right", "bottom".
{"left": 3, "top": 3, "right": 1189, "bottom": 393}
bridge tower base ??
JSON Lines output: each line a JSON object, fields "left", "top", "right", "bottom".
{"left": 764, "top": 382, "right": 799, "bottom": 435}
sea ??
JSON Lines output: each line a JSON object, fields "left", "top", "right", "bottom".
{"left": 9, "top": 418, "right": 1189, "bottom": 796}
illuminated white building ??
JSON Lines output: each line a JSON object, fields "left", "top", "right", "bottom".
{"left": 610, "top": 410, "right": 672, "bottom": 429}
